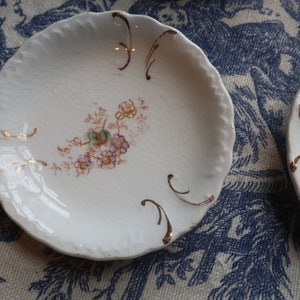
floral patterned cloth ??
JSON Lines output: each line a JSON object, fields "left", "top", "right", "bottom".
{"left": 1, "top": 1, "right": 300, "bottom": 299}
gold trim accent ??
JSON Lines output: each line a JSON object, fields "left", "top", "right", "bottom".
{"left": 145, "top": 29, "right": 177, "bottom": 80}
{"left": 112, "top": 12, "right": 132, "bottom": 71}
{"left": 1, "top": 128, "right": 37, "bottom": 139}
{"left": 168, "top": 174, "right": 215, "bottom": 206}
{"left": 141, "top": 199, "right": 172, "bottom": 244}
{"left": 0, "top": 159, "right": 47, "bottom": 174}
{"left": 290, "top": 156, "right": 300, "bottom": 172}
{"left": 167, "top": 174, "right": 189, "bottom": 194}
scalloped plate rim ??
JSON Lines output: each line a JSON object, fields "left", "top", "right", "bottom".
{"left": 0, "top": 11, "right": 235, "bottom": 260}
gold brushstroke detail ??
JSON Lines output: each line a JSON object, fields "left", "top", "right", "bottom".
{"left": 1, "top": 128, "right": 37, "bottom": 139}
{"left": 141, "top": 199, "right": 172, "bottom": 244}
{"left": 0, "top": 159, "right": 47, "bottom": 174}
{"left": 112, "top": 12, "right": 132, "bottom": 71}
{"left": 168, "top": 174, "right": 189, "bottom": 194}
{"left": 168, "top": 174, "right": 215, "bottom": 206}
{"left": 290, "top": 155, "right": 300, "bottom": 172}
{"left": 145, "top": 29, "right": 177, "bottom": 80}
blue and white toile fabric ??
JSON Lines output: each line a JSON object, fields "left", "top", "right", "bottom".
{"left": 1, "top": 1, "right": 300, "bottom": 299}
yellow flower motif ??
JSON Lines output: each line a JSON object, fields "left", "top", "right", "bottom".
{"left": 115, "top": 99, "right": 137, "bottom": 120}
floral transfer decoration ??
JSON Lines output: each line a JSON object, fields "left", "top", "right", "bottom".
{"left": 51, "top": 98, "right": 149, "bottom": 176}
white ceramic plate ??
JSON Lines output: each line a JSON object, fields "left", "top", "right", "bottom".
{"left": 287, "top": 91, "right": 300, "bottom": 198}
{"left": 0, "top": 11, "right": 235, "bottom": 260}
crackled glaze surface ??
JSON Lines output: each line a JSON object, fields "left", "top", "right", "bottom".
{"left": 0, "top": 11, "right": 234, "bottom": 260}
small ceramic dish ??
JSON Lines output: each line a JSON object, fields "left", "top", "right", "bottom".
{"left": 0, "top": 11, "right": 235, "bottom": 260}
{"left": 287, "top": 91, "right": 300, "bottom": 197}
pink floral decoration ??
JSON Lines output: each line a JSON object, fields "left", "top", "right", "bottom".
{"left": 74, "top": 155, "right": 94, "bottom": 176}
{"left": 110, "top": 134, "right": 130, "bottom": 156}
{"left": 97, "top": 150, "right": 117, "bottom": 169}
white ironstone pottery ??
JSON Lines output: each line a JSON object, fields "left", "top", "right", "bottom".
{"left": 0, "top": 11, "right": 235, "bottom": 260}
